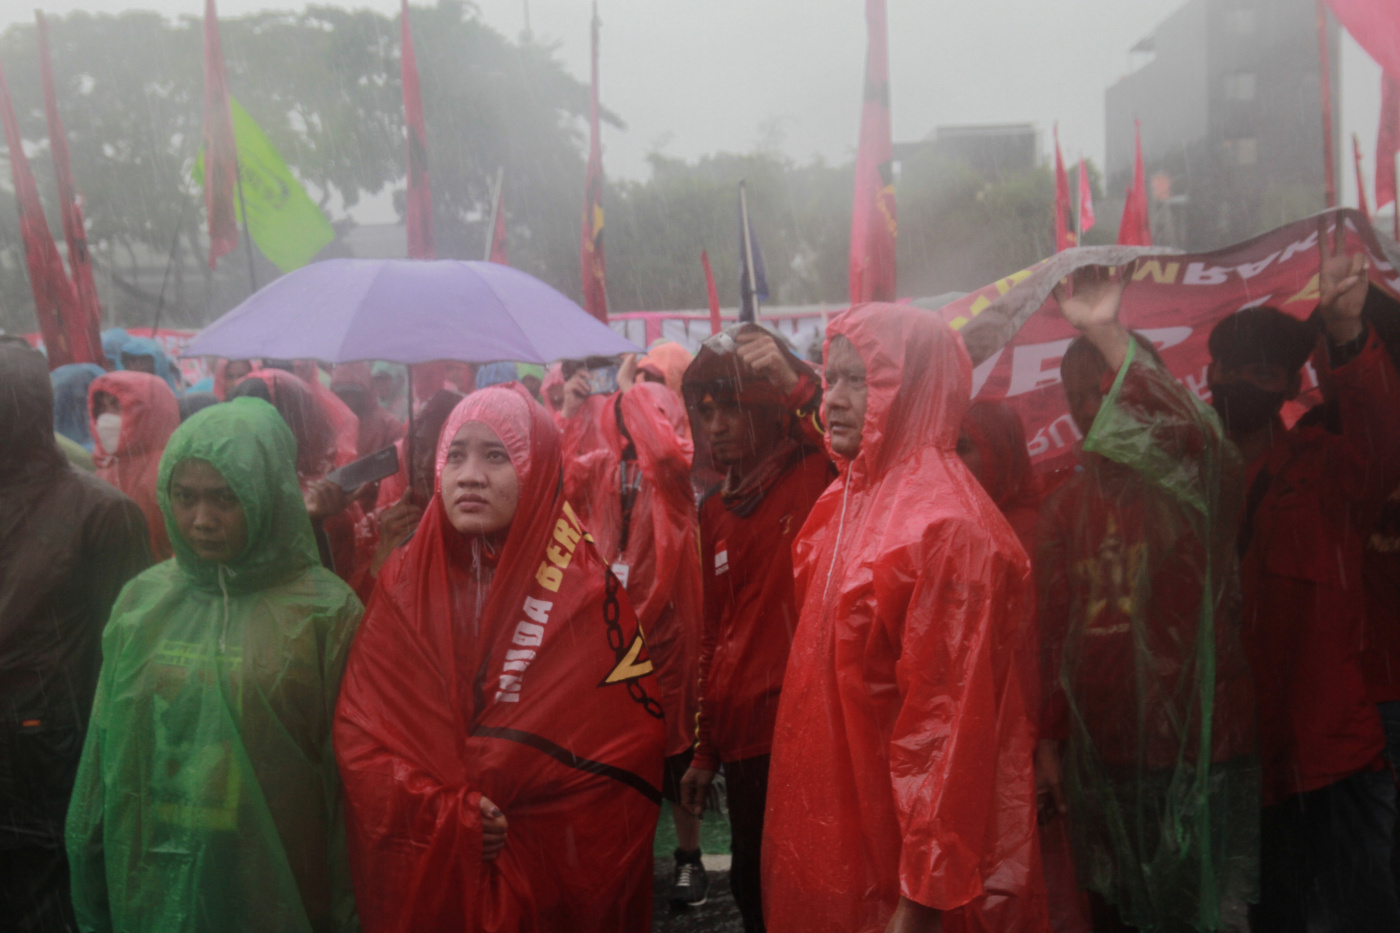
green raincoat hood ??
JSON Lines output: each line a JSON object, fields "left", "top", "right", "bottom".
{"left": 157, "top": 397, "right": 318, "bottom": 594}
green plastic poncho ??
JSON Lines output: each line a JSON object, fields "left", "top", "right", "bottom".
{"left": 65, "top": 398, "right": 364, "bottom": 933}
{"left": 1037, "top": 341, "right": 1260, "bottom": 931}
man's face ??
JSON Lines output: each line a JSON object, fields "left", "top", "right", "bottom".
{"left": 1206, "top": 358, "right": 1295, "bottom": 396}
{"left": 224, "top": 360, "right": 254, "bottom": 383}
{"left": 121, "top": 353, "right": 157, "bottom": 376}
{"left": 823, "top": 337, "right": 867, "bottom": 459}
{"left": 1060, "top": 354, "right": 1105, "bottom": 438}
{"left": 170, "top": 459, "right": 248, "bottom": 564}
{"left": 696, "top": 393, "right": 786, "bottom": 470}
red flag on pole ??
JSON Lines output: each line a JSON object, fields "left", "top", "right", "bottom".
{"left": 579, "top": 2, "right": 608, "bottom": 321}
{"left": 701, "top": 249, "right": 721, "bottom": 335}
{"left": 0, "top": 60, "right": 80, "bottom": 367}
{"left": 1077, "top": 157, "right": 1096, "bottom": 238}
{"left": 401, "top": 0, "right": 435, "bottom": 260}
{"left": 1053, "top": 124, "right": 1074, "bottom": 251}
{"left": 486, "top": 167, "right": 508, "bottom": 264}
{"left": 36, "top": 11, "right": 101, "bottom": 365}
{"left": 1118, "top": 120, "right": 1153, "bottom": 246}
{"left": 1354, "top": 132, "right": 1372, "bottom": 218}
{"left": 202, "top": 0, "right": 238, "bottom": 269}
{"left": 1326, "top": 0, "right": 1400, "bottom": 86}
{"left": 1377, "top": 75, "right": 1400, "bottom": 239}
{"left": 848, "top": 0, "right": 897, "bottom": 304}
{"left": 1317, "top": 0, "right": 1338, "bottom": 208}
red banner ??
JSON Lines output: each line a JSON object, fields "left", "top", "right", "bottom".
{"left": 937, "top": 209, "right": 1397, "bottom": 475}
{"left": 579, "top": 3, "right": 608, "bottom": 321}
{"left": 1, "top": 60, "right": 82, "bottom": 367}
{"left": 1077, "top": 157, "right": 1095, "bottom": 236}
{"left": 488, "top": 173, "right": 508, "bottom": 265}
{"left": 1118, "top": 120, "right": 1152, "bottom": 247}
{"left": 202, "top": 0, "right": 238, "bottom": 269}
{"left": 848, "top": 0, "right": 897, "bottom": 304}
{"left": 1054, "top": 125, "right": 1074, "bottom": 251}
{"left": 36, "top": 12, "right": 102, "bottom": 365}
{"left": 401, "top": 0, "right": 434, "bottom": 260}
{"left": 701, "top": 249, "right": 721, "bottom": 334}
{"left": 1327, "top": 0, "right": 1400, "bottom": 86}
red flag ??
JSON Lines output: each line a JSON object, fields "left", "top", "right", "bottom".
{"left": 1354, "top": 132, "right": 1372, "bottom": 218}
{"left": 0, "top": 60, "right": 80, "bottom": 367}
{"left": 1118, "top": 120, "right": 1153, "bottom": 246}
{"left": 1053, "top": 124, "right": 1074, "bottom": 251}
{"left": 579, "top": 2, "right": 608, "bottom": 321}
{"left": 201, "top": 0, "right": 238, "bottom": 269}
{"left": 487, "top": 169, "right": 508, "bottom": 264}
{"left": 36, "top": 11, "right": 101, "bottom": 365}
{"left": 1377, "top": 74, "right": 1400, "bottom": 239}
{"left": 1326, "top": 0, "right": 1400, "bottom": 86}
{"left": 701, "top": 249, "right": 721, "bottom": 335}
{"left": 401, "top": 0, "right": 434, "bottom": 260}
{"left": 1317, "top": 0, "right": 1338, "bottom": 208}
{"left": 848, "top": 0, "right": 897, "bottom": 304}
{"left": 1077, "top": 157, "right": 1096, "bottom": 237}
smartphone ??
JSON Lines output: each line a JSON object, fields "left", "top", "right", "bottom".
{"left": 326, "top": 445, "right": 400, "bottom": 492}
{"left": 561, "top": 357, "right": 620, "bottom": 395}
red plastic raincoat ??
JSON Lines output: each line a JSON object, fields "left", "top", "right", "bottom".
{"left": 331, "top": 362, "right": 405, "bottom": 457}
{"left": 561, "top": 382, "right": 702, "bottom": 756}
{"left": 636, "top": 341, "right": 692, "bottom": 399}
{"left": 88, "top": 370, "right": 180, "bottom": 559}
{"left": 335, "top": 385, "right": 666, "bottom": 933}
{"left": 763, "top": 304, "right": 1046, "bottom": 932}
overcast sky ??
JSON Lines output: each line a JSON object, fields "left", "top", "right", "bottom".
{"left": 0, "top": 0, "right": 1387, "bottom": 219}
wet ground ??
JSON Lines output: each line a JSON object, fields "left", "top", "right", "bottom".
{"left": 651, "top": 856, "right": 744, "bottom": 932}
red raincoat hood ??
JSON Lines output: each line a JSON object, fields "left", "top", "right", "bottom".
{"left": 335, "top": 384, "right": 665, "bottom": 932}
{"left": 89, "top": 370, "right": 179, "bottom": 559}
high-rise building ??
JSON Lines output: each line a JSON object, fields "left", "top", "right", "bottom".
{"left": 1105, "top": 0, "right": 1340, "bottom": 249}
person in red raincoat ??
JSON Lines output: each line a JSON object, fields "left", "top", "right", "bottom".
{"left": 677, "top": 324, "right": 831, "bottom": 929}
{"left": 89, "top": 370, "right": 180, "bottom": 559}
{"left": 958, "top": 401, "right": 1091, "bottom": 933}
{"left": 763, "top": 303, "right": 1047, "bottom": 933}
{"left": 331, "top": 362, "right": 405, "bottom": 458}
{"left": 334, "top": 384, "right": 667, "bottom": 933}
{"left": 556, "top": 368, "right": 705, "bottom": 904}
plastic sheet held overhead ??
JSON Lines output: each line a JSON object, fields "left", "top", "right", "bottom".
{"left": 763, "top": 303, "right": 1048, "bottom": 933}
{"left": 335, "top": 385, "right": 666, "bottom": 933}
{"left": 1037, "top": 340, "right": 1259, "bottom": 931}
{"left": 562, "top": 382, "right": 702, "bottom": 757}
{"left": 65, "top": 397, "right": 364, "bottom": 933}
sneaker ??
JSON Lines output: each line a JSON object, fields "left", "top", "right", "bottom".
{"left": 669, "top": 858, "right": 709, "bottom": 909}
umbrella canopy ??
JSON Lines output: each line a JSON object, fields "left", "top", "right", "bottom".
{"left": 182, "top": 259, "right": 639, "bottom": 364}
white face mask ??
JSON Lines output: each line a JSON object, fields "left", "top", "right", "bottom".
{"left": 95, "top": 413, "right": 123, "bottom": 454}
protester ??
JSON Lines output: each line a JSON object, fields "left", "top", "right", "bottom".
{"left": 677, "top": 324, "right": 831, "bottom": 931}
{"left": 90, "top": 369, "right": 182, "bottom": 560}
{"left": 0, "top": 338, "right": 151, "bottom": 933}
{"left": 635, "top": 340, "right": 693, "bottom": 398}
{"left": 212, "top": 357, "right": 260, "bottom": 400}
{"left": 541, "top": 362, "right": 566, "bottom": 417}
{"left": 958, "top": 400, "right": 1091, "bottom": 933}
{"left": 559, "top": 373, "right": 705, "bottom": 908}
{"left": 52, "top": 362, "right": 106, "bottom": 450}
{"left": 1037, "top": 268, "right": 1259, "bottom": 933}
{"left": 335, "top": 385, "right": 667, "bottom": 932}
{"left": 229, "top": 369, "right": 363, "bottom": 577}
{"left": 178, "top": 391, "right": 221, "bottom": 422}
{"left": 331, "top": 361, "right": 405, "bottom": 457}
{"left": 1210, "top": 220, "right": 1400, "bottom": 931}
{"left": 370, "top": 361, "right": 409, "bottom": 422}
{"left": 65, "top": 397, "right": 363, "bottom": 932}
{"left": 118, "top": 335, "right": 182, "bottom": 392}
{"left": 762, "top": 303, "right": 1047, "bottom": 933}
{"left": 101, "top": 327, "right": 129, "bottom": 370}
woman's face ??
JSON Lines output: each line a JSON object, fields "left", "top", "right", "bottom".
{"left": 439, "top": 421, "right": 520, "bottom": 537}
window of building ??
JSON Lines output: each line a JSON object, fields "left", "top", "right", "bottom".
{"left": 1223, "top": 137, "right": 1259, "bottom": 165}
{"left": 1224, "top": 72, "right": 1257, "bottom": 102}
{"left": 1224, "top": 9, "right": 1256, "bottom": 35}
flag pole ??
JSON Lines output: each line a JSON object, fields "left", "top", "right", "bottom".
{"left": 235, "top": 160, "right": 257, "bottom": 292}
{"left": 484, "top": 166, "right": 504, "bottom": 261}
{"left": 740, "top": 180, "right": 759, "bottom": 322}
{"left": 151, "top": 197, "right": 192, "bottom": 335}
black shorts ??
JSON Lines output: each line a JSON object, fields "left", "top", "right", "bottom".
{"left": 661, "top": 747, "right": 695, "bottom": 805}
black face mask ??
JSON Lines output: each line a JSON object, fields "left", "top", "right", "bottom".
{"left": 1209, "top": 381, "right": 1286, "bottom": 435}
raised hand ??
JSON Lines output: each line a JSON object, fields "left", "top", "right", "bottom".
{"left": 735, "top": 330, "right": 799, "bottom": 395}
{"left": 1053, "top": 265, "right": 1132, "bottom": 370}
{"left": 1316, "top": 214, "right": 1368, "bottom": 343}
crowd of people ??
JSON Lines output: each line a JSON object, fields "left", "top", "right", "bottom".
{"left": 3, "top": 220, "right": 1400, "bottom": 933}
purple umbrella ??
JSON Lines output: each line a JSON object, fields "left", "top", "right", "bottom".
{"left": 182, "top": 258, "right": 639, "bottom": 364}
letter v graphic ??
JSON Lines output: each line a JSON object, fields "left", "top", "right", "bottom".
{"left": 600, "top": 633, "right": 654, "bottom": 686}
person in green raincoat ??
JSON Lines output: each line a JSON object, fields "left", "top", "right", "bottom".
{"left": 65, "top": 397, "right": 364, "bottom": 933}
